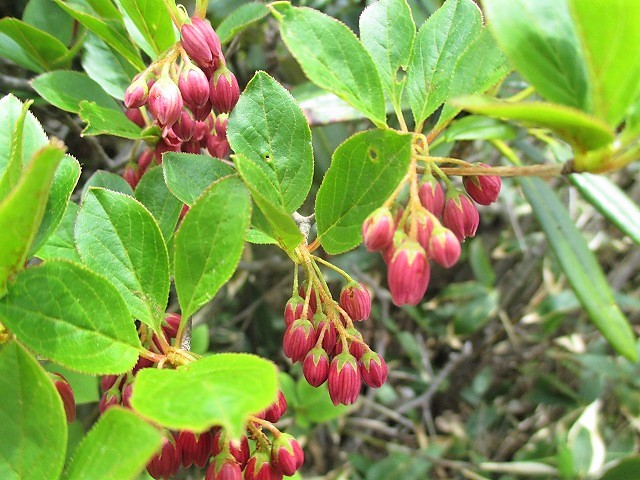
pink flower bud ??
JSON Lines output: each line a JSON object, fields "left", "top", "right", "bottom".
{"left": 125, "top": 107, "right": 146, "bottom": 127}
{"left": 181, "top": 17, "right": 223, "bottom": 69}
{"left": 244, "top": 450, "right": 282, "bottom": 480}
{"left": 362, "top": 207, "right": 395, "bottom": 251}
{"left": 124, "top": 76, "right": 149, "bottom": 108}
{"left": 263, "top": 390, "right": 288, "bottom": 423}
{"left": 298, "top": 280, "right": 318, "bottom": 314}
{"left": 162, "top": 312, "right": 182, "bottom": 339}
{"left": 100, "top": 374, "right": 121, "bottom": 392}
{"left": 50, "top": 373, "right": 76, "bottom": 422}
{"left": 191, "top": 99, "right": 214, "bottom": 122}
{"left": 179, "top": 64, "right": 211, "bottom": 108}
{"left": 206, "top": 133, "right": 230, "bottom": 158}
{"left": 193, "top": 120, "right": 210, "bottom": 141}
{"left": 99, "top": 387, "right": 121, "bottom": 414}
{"left": 328, "top": 352, "right": 361, "bottom": 406}
{"left": 382, "top": 230, "right": 407, "bottom": 264}
{"left": 229, "top": 435, "right": 250, "bottom": 466}
{"left": 121, "top": 382, "right": 133, "bottom": 408}
{"left": 428, "top": 226, "right": 461, "bottom": 268}
{"left": 443, "top": 192, "right": 479, "bottom": 241}
{"left": 284, "top": 295, "right": 305, "bottom": 326}
{"left": 334, "top": 328, "right": 366, "bottom": 358}
{"left": 303, "top": 347, "right": 330, "bottom": 387}
{"left": 172, "top": 109, "right": 196, "bottom": 142}
{"left": 206, "top": 453, "right": 243, "bottom": 480}
{"left": 283, "top": 319, "right": 316, "bottom": 363}
{"left": 137, "top": 149, "right": 155, "bottom": 178}
{"left": 359, "top": 351, "right": 388, "bottom": 388}
{"left": 339, "top": 282, "right": 371, "bottom": 321}
{"left": 463, "top": 163, "right": 502, "bottom": 205}
{"left": 271, "top": 433, "right": 304, "bottom": 476}
{"left": 387, "top": 240, "right": 430, "bottom": 306}
{"left": 411, "top": 209, "right": 435, "bottom": 250}
{"left": 214, "top": 114, "right": 228, "bottom": 139}
{"left": 183, "top": 139, "right": 202, "bottom": 154}
{"left": 133, "top": 355, "right": 155, "bottom": 374}
{"left": 122, "top": 165, "right": 139, "bottom": 189}
{"left": 178, "top": 430, "right": 214, "bottom": 468}
{"left": 148, "top": 77, "right": 184, "bottom": 127}
{"left": 210, "top": 67, "right": 240, "bottom": 114}
{"left": 418, "top": 177, "right": 445, "bottom": 216}
{"left": 313, "top": 313, "right": 336, "bottom": 353}
{"left": 147, "top": 432, "right": 182, "bottom": 480}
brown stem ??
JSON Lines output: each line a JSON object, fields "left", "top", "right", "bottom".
{"left": 439, "top": 164, "right": 563, "bottom": 177}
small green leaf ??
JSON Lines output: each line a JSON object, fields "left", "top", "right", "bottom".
{"left": 162, "top": 152, "right": 235, "bottom": 206}
{"left": 0, "top": 100, "right": 30, "bottom": 200}
{"left": 135, "top": 166, "right": 182, "bottom": 242}
{"left": 23, "top": 0, "right": 75, "bottom": 46}
{"left": 405, "top": 0, "right": 483, "bottom": 127}
{"left": 131, "top": 353, "right": 278, "bottom": 438}
{"left": 445, "top": 116, "right": 518, "bottom": 142}
{"left": 63, "top": 408, "right": 163, "bottom": 480}
{"left": 0, "top": 261, "right": 141, "bottom": 374}
{"left": 114, "top": 0, "right": 177, "bottom": 58}
{"left": 174, "top": 176, "right": 251, "bottom": 319}
{"left": 315, "top": 129, "right": 413, "bottom": 254}
{"left": 75, "top": 188, "right": 170, "bottom": 331}
{"left": 271, "top": 2, "right": 387, "bottom": 127}
{"left": 0, "top": 342, "right": 67, "bottom": 480}
{"left": 216, "top": 2, "right": 269, "bottom": 44}
{"left": 598, "top": 456, "right": 640, "bottom": 480}
{"left": 228, "top": 71, "right": 313, "bottom": 212}
{"left": 520, "top": 177, "right": 637, "bottom": 361}
{"left": 453, "top": 96, "right": 614, "bottom": 152}
{"left": 483, "top": 0, "right": 588, "bottom": 110}
{"left": 0, "top": 17, "right": 70, "bottom": 73}
{"left": 32, "top": 71, "right": 120, "bottom": 114}
{"left": 82, "top": 170, "right": 134, "bottom": 198}
{"left": 79, "top": 100, "right": 147, "bottom": 139}
{"left": 35, "top": 201, "right": 81, "bottom": 262}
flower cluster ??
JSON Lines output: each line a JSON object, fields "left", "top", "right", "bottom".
{"left": 122, "top": 16, "right": 239, "bottom": 188}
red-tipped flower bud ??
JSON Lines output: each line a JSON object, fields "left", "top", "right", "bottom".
{"left": 124, "top": 76, "right": 149, "bottom": 108}
{"left": 214, "top": 114, "right": 228, "bottom": 139}
{"left": 125, "top": 107, "right": 146, "bottom": 127}
{"left": 284, "top": 295, "right": 305, "bottom": 326}
{"left": 179, "top": 64, "right": 211, "bottom": 108}
{"left": 359, "top": 351, "right": 388, "bottom": 388}
{"left": 443, "top": 192, "right": 479, "bottom": 241}
{"left": 148, "top": 77, "right": 184, "bottom": 127}
{"left": 50, "top": 373, "right": 76, "bottom": 422}
{"left": 283, "top": 319, "right": 316, "bottom": 363}
{"left": 178, "top": 430, "right": 214, "bottom": 468}
{"left": 328, "top": 352, "right": 361, "bottom": 406}
{"left": 146, "top": 432, "right": 182, "bottom": 480}
{"left": 339, "top": 282, "right": 371, "bottom": 321}
{"left": 463, "top": 163, "right": 502, "bottom": 205}
{"left": 303, "top": 347, "right": 330, "bottom": 387}
{"left": 210, "top": 67, "right": 240, "bottom": 114}
{"left": 362, "top": 207, "right": 395, "bottom": 251}
{"left": 206, "top": 133, "right": 230, "bottom": 158}
{"left": 428, "top": 225, "right": 461, "bottom": 268}
{"left": 122, "top": 165, "right": 139, "bottom": 189}
{"left": 206, "top": 452, "right": 243, "bottom": 480}
{"left": 263, "top": 390, "right": 288, "bottom": 424}
{"left": 418, "top": 177, "right": 445, "bottom": 216}
{"left": 387, "top": 240, "right": 430, "bottom": 306}
{"left": 298, "top": 280, "right": 318, "bottom": 314}
{"left": 244, "top": 450, "right": 282, "bottom": 480}
{"left": 271, "top": 433, "right": 304, "bottom": 476}
{"left": 162, "top": 312, "right": 182, "bottom": 340}
{"left": 180, "top": 17, "right": 222, "bottom": 69}
{"left": 172, "top": 109, "right": 196, "bottom": 142}
{"left": 313, "top": 313, "right": 337, "bottom": 353}
{"left": 99, "top": 387, "right": 121, "bottom": 414}
{"left": 411, "top": 209, "right": 435, "bottom": 250}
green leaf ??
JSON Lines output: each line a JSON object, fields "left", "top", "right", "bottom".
{"left": 216, "top": 2, "right": 269, "bottom": 44}
{"left": 46, "top": 363, "right": 99, "bottom": 404}
{"left": 520, "top": 177, "right": 637, "bottom": 361}
{"left": 483, "top": 0, "right": 588, "bottom": 110}
{"left": 30, "top": 154, "right": 81, "bottom": 255}
{"left": 445, "top": 116, "right": 518, "bottom": 142}
{"left": 174, "top": 176, "right": 251, "bottom": 319}
{"left": 0, "top": 18, "right": 70, "bottom": 73}
{"left": 131, "top": 353, "right": 278, "bottom": 438}
{"left": 63, "top": 408, "right": 163, "bottom": 480}
{"left": 0, "top": 100, "right": 30, "bottom": 200}
{"left": 114, "top": 0, "right": 177, "bottom": 58}
{"left": 0, "top": 141, "right": 65, "bottom": 293}
{"left": 135, "top": 166, "right": 182, "bottom": 242}
{"left": 315, "top": 129, "right": 412, "bottom": 254}
{"left": 228, "top": 71, "right": 313, "bottom": 212}
{"left": 405, "top": 0, "right": 483, "bottom": 127}
{"left": 568, "top": 0, "right": 640, "bottom": 126}
{"left": 359, "top": 0, "right": 415, "bottom": 103}
{"left": 271, "top": 3, "right": 387, "bottom": 127}
{"left": 79, "top": 100, "right": 147, "bottom": 140}
{"left": 34, "top": 201, "right": 81, "bottom": 262}
{"left": 0, "top": 342, "right": 67, "bottom": 480}
{"left": 162, "top": 152, "right": 235, "bottom": 206}
{"left": 82, "top": 170, "right": 135, "bottom": 198}
{"left": 598, "top": 456, "right": 640, "bottom": 480}
{"left": 570, "top": 173, "right": 640, "bottom": 245}
{"left": 234, "top": 154, "right": 304, "bottom": 255}
{"left": 453, "top": 96, "right": 614, "bottom": 152}
{"left": 32, "top": 71, "right": 120, "bottom": 114}
{"left": 0, "top": 261, "right": 141, "bottom": 374}
{"left": 23, "top": 0, "right": 75, "bottom": 46}
{"left": 75, "top": 188, "right": 169, "bottom": 331}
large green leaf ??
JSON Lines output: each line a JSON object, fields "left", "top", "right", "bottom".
{"left": 114, "top": 0, "right": 177, "bottom": 58}
{"left": 131, "top": 353, "right": 278, "bottom": 438}
{"left": 63, "top": 408, "right": 163, "bottom": 480}
{"left": 0, "top": 261, "right": 141, "bottom": 374}
{"left": 271, "top": 2, "right": 387, "bottom": 127}
{"left": 520, "top": 177, "right": 636, "bottom": 361}
{"left": 174, "top": 176, "right": 251, "bottom": 319}
{"left": 598, "top": 457, "right": 640, "bottom": 480}
{"left": 216, "top": 2, "right": 269, "bottom": 44}
{"left": 81, "top": 169, "right": 134, "bottom": 198}
{"left": 0, "top": 342, "right": 67, "bottom": 480}
{"left": 75, "top": 188, "right": 169, "bottom": 331}
{"left": 405, "top": 0, "right": 482, "bottom": 127}
{"left": 228, "top": 71, "right": 313, "bottom": 212}
{"left": 34, "top": 201, "right": 81, "bottom": 262}
{"left": 23, "top": 0, "right": 75, "bottom": 46}
{"left": 135, "top": 166, "right": 182, "bottom": 242}
{"left": 483, "top": 0, "right": 588, "bottom": 110}
{"left": 79, "top": 101, "right": 146, "bottom": 139}
{"left": 315, "top": 129, "right": 413, "bottom": 254}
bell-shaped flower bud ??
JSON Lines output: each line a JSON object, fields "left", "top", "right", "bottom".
{"left": 206, "top": 452, "right": 243, "bottom": 480}
{"left": 179, "top": 63, "right": 211, "bottom": 108}
{"left": 298, "top": 280, "right": 318, "bottom": 314}
{"left": 100, "top": 374, "right": 121, "bottom": 392}
{"left": 411, "top": 208, "right": 436, "bottom": 250}
{"left": 191, "top": 99, "right": 213, "bottom": 122}
{"left": 263, "top": 390, "right": 288, "bottom": 424}
{"left": 339, "top": 281, "right": 371, "bottom": 321}
{"left": 50, "top": 373, "right": 76, "bottom": 422}
{"left": 463, "top": 163, "right": 502, "bottom": 205}
{"left": 284, "top": 295, "right": 305, "bottom": 326}
{"left": 283, "top": 318, "right": 316, "bottom": 363}
{"left": 362, "top": 207, "right": 395, "bottom": 252}
{"left": 99, "top": 386, "right": 121, "bottom": 414}
{"left": 313, "top": 313, "right": 336, "bottom": 353}
{"left": 206, "top": 133, "right": 230, "bottom": 158}
{"left": 443, "top": 192, "right": 479, "bottom": 241}
{"left": 271, "top": 433, "right": 304, "bottom": 476}
{"left": 178, "top": 430, "right": 214, "bottom": 468}
{"left": 214, "top": 114, "right": 228, "bottom": 139}
{"left": 124, "top": 76, "right": 149, "bottom": 108}
{"left": 122, "top": 164, "right": 139, "bottom": 189}
{"left": 172, "top": 109, "right": 196, "bottom": 142}
{"left": 125, "top": 107, "right": 146, "bottom": 127}
{"left": 133, "top": 355, "right": 155, "bottom": 374}
{"left": 244, "top": 450, "right": 282, "bottom": 480}
{"left": 137, "top": 149, "right": 155, "bottom": 179}
{"left": 210, "top": 67, "right": 240, "bottom": 114}
{"left": 382, "top": 230, "right": 407, "bottom": 264}
{"left": 180, "top": 17, "right": 222, "bottom": 69}
{"left": 162, "top": 312, "right": 182, "bottom": 340}
{"left": 121, "top": 382, "right": 133, "bottom": 408}
{"left": 303, "top": 347, "right": 330, "bottom": 387}
{"left": 147, "top": 432, "right": 182, "bottom": 480}
{"left": 387, "top": 240, "right": 430, "bottom": 306}
{"left": 418, "top": 176, "right": 445, "bottom": 216}
{"left": 428, "top": 225, "right": 461, "bottom": 268}
{"left": 148, "top": 77, "right": 184, "bottom": 127}
{"left": 328, "top": 352, "right": 361, "bottom": 405}
{"left": 359, "top": 351, "right": 388, "bottom": 388}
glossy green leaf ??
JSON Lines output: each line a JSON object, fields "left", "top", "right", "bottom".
{"left": 32, "top": 71, "right": 120, "bottom": 114}
{"left": 228, "top": 71, "right": 313, "bottom": 212}
{"left": 445, "top": 115, "right": 518, "bottom": 142}
{"left": 0, "top": 17, "right": 70, "bottom": 73}
{"left": 520, "top": 177, "right": 636, "bottom": 361}
{"left": 131, "top": 353, "right": 278, "bottom": 438}
{"left": 359, "top": 0, "right": 415, "bottom": 103}
{"left": 405, "top": 0, "right": 482, "bottom": 127}
{"left": 135, "top": 166, "right": 182, "bottom": 242}
{"left": 598, "top": 456, "right": 640, "bottom": 480}
{"left": 217, "top": 2, "right": 269, "bottom": 44}
{"left": 162, "top": 152, "right": 235, "bottom": 206}
{"left": 315, "top": 129, "right": 413, "bottom": 254}
{"left": 234, "top": 154, "right": 304, "bottom": 255}
{"left": 271, "top": 2, "right": 387, "bottom": 127}
{"left": 75, "top": 188, "right": 169, "bottom": 331}
{"left": 63, "top": 408, "right": 163, "bottom": 480}
{"left": 0, "top": 141, "right": 65, "bottom": 292}
{"left": 174, "top": 176, "right": 251, "bottom": 319}
{"left": 82, "top": 170, "right": 134, "bottom": 198}
{"left": 114, "top": 0, "right": 177, "bottom": 58}
{"left": 79, "top": 100, "right": 146, "bottom": 139}
{"left": 0, "top": 100, "right": 30, "bottom": 200}
{"left": 34, "top": 201, "right": 81, "bottom": 262}
{"left": 23, "top": 0, "right": 75, "bottom": 46}
{"left": 483, "top": 0, "right": 588, "bottom": 110}
{"left": 453, "top": 96, "right": 614, "bottom": 152}
{"left": 0, "top": 342, "right": 67, "bottom": 480}
{"left": 0, "top": 261, "right": 141, "bottom": 373}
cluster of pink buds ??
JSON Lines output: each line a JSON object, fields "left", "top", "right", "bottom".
{"left": 362, "top": 164, "right": 501, "bottom": 307}
{"left": 122, "top": 16, "right": 239, "bottom": 189}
